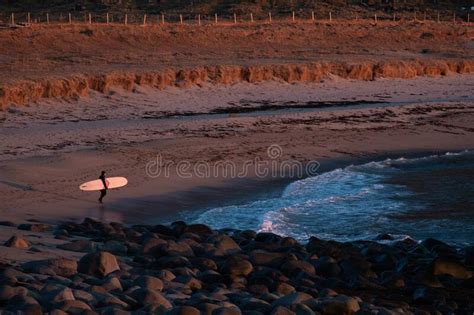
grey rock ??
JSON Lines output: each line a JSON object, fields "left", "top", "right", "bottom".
{"left": 18, "top": 223, "right": 52, "bottom": 232}
{"left": 57, "top": 240, "right": 99, "bottom": 253}
{"left": 56, "top": 300, "right": 92, "bottom": 313}
{"left": 22, "top": 258, "right": 77, "bottom": 277}
{"left": 102, "top": 276, "right": 123, "bottom": 292}
{"left": 0, "top": 285, "right": 28, "bottom": 301}
{"left": 43, "top": 287, "right": 75, "bottom": 305}
{"left": 281, "top": 261, "right": 315, "bottom": 276}
{"left": 129, "top": 288, "right": 172, "bottom": 309}
{"left": 272, "top": 292, "right": 313, "bottom": 308}
{"left": 212, "top": 306, "right": 242, "bottom": 315}
{"left": 305, "top": 295, "right": 360, "bottom": 315}
{"left": 222, "top": 256, "right": 253, "bottom": 277}
{"left": 78, "top": 251, "right": 120, "bottom": 278}
{"left": 166, "top": 305, "right": 201, "bottom": 315}
{"left": 4, "top": 235, "right": 31, "bottom": 249}
{"left": 133, "top": 275, "right": 164, "bottom": 291}
{"left": 431, "top": 257, "right": 472, "bottom": 279}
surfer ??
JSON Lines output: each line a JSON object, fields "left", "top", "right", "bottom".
{"left": 98, "top": 171, "right": 107, "bottom": 203}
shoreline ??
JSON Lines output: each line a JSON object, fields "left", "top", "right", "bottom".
{"left": 1, "top": 75, "right": 474, "bottom": 225}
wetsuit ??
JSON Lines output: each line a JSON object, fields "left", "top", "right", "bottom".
{"left": 98, "top": 174, "right": 107, "bottom": 203}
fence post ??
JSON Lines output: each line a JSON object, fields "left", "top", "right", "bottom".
{"left": 453, "top": 12, "right": 456, "bottom": 23}
{"left": 250, "top": 13, "right": 254, "bottom": 23}
{"left": 292, "top": 11, "right": 295, "bottom": 22}
{"left": 88, "top": 13, "right": 92, "bottom": 24}
{"left": 214, "top": 13, "right": 217, "bottom": 25}
{"left": 161, "top": 14, "right": 165, "bottom": 25}
{"left": 180, "top": 14, "right": 183, "bottom": 25}
{"left": 374, "top": 14, "right": 377, "bottom": 23}
{"left": 68, "top": 12, "right": 72, "bottom": 24}
{"left": 437, "top": 11, "right": 440, "bottom": 23}
{"left": 143, "top": 14, "right": 147, "bottom": 26}
{"left": 311, "top": 11, "right": 315, "bottom": 21}
{"left": 468, "top": 13, "right": 470, "bottom": 24}
{"left": 198, "top": 14, "right": 201, "bottom": 26}
{"left": 329, "top": 12, "right": 332, "bottom": 22}
{"left": 106, "top": 13, "right": 109, "bottom": 25}
{"left": 46, "top": 13, "right": 49, "bottom": 24}
{"left": 124, "top": 14, "right": 128, "bottom": 25}
{"left": 414, "top": 11, "right": 417, "bottom": 21}
{"left": 28, "top": 12, "right": 31, "bottom": 24}
{"left": 234, "top": 13, "right": 237, "bottom": 24}
{"left": 269, "top": 12, "right": 272, "bottom": 23}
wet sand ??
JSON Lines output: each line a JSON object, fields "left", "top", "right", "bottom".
{"left": 0, "top": 75, "right": 473, "bottom": 224}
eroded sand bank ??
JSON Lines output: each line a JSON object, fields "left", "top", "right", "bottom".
{"left": 1, "top": 75, "right": 473, "bottom": 224}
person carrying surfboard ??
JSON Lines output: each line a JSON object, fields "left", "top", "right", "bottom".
{"left": 98, "top": 171, "right": 107, "bottom": 203}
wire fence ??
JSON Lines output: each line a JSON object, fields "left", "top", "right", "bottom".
{"left": 1, "top": 10, "right": 472, "bottom": 27}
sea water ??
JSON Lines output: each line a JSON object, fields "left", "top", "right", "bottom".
{"left": 191, "top": 151, "right": 474, "bottom": 246}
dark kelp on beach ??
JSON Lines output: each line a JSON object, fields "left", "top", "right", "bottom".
{"left": 0, "top": 219, "right": 473, "bottom": 314}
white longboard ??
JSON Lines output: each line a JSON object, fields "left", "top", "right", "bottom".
{"left": 79, "top": 177, "right": 128, "bottom": 191}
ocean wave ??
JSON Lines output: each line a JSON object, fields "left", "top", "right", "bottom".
{"left": 191, "top": 150, "right": 474, "bottom": 244}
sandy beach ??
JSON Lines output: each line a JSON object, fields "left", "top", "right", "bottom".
{"left": 1, "top": 74, "right": 474, "bottom": 224}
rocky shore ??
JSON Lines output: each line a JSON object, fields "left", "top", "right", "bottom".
{"left": 0, "top": 219, "right": 473, "bottom": 314}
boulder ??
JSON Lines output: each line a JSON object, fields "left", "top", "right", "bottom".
{"left": 22, "top": 258, "right": 77, "bottom": 277}
{"left": 3, "top": 235, "right": 31, "bottom": 249}
{"left": 157, "top": 240, "right": 194, "bottom": 257}
{"left": 57, "top": 240, "right": 99, "bottom": 253}
{"left": 464, "top": 246, "right": 474, "bottom": 266}
{"left": 78, "top": 251, "right": 120, "bottom": 278}
{"left": 240, "top": 297, "right": 272, "bottom": 312}
{"left": 271, "top": 292, "right": 313, "bottom": 308}
{"left": 102, "top": 276, "right": 123, "bottom": 292}
{"left": 281, "top": 261, "right": 315, "bottom": 276}
{"left": 222, "top": 257, "right": 253, "bottom": 277}
{"left": 271, "top": 306, "right": 296, "bottom": 315}
{"left": 175, "top": 275, "right": 202, "bottom": 290}
{"left": 185, "top": 224, "right": 214, "bottom": 235}
{"left": 18, "top": 223, "right": 52, "bottom": 232}
{"left": 431, "top": 257, "right": 472, "bottom": 279}
{"left": 250, "top": 250, "right": 287, "bottom": 267}
{"left": 103, "top": 240, "right": 128, "bottom": 256}
{"left": 255, "top": 233, "right": 282, "bottom": 243}
{"left": 72, "top": 289, "right": 95, "bottom": 305}
{"left": 191, "top": 257, "right": 218, "bottom": 271}
{"left": 312, "top": 256, "right": 341, "bottom": 278}
{"left": 305, "top": 295, "right": 360, "bottom": 315}
{"left": 157, "top": 270, "right": 176, "bottom": 282}
{"left": 43, "top": 287, "right": 75, "bottom": 305}
{"left": 142, "top": 237, "right": 168, "bottom": 254}
{"left": 212, "top": 306, "right": 242, "bottom": 315}
{"left": 133, "top": 275, "right": 164, "bottom": 291}
{"left": 129, "top": 288, "right": 172, "bottom": 309}
{"left": 0, "top": 285, "right": 28, "bottom": 301}
{"left": 274, "top": 282, "right": 295, "bottom": 296}
{"left": 56, "top": 300, "right": 92, "bottom": 313}
{"left": 339, "top": 257, "right": 373, "bottom": 278}
{"left": 156, "top": 255, "right": 191, "bottom": 268}
{"left": 209, "top": 235, "right": 241, "bottom": 256}
{"left": 167, "top": 305, "right": 201, "bottom": 315}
